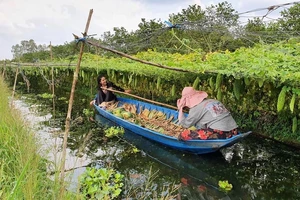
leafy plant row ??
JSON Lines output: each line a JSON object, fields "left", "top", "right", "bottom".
{"left": 1, "top": 38, "right": 300, "bottom": 144}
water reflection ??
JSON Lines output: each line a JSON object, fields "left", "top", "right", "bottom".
{"left": 14, "top": 94, "right": 300, "bottom": 200}
{"left": 94, "top": 114, "right": 238, "bottom": 199}
{"left": 93, "top": 113, "right": 300, "bottom": 200}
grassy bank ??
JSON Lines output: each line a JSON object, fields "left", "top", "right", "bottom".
{"left": 0, "top": 77, "right": 75, "bottom": 199}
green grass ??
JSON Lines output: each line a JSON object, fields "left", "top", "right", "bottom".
{"left": 0, "top": 76, "right": 180, "bottom": 200}
{"left": 0, "top": 77, "right": 77, "bottom": 200}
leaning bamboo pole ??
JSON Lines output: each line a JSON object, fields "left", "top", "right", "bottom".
{"left": 84, "top": 40, "right": 217, "bottom": 74}
{"left": 105, "top": 88, "right": 178, "bottom": 110}
{"left": 59, "top": 9, "right": 93, "bottom": 198}
{"left": 86, "top": 40, "right": 191, "bottom": 73}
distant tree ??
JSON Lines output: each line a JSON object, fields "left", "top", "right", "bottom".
{"left": 37, "top": 44, "right": 48, "bottom": 51}
{"left": 21, "top": 51, "right": 50, "bottom": 62}
{"left": 90, "top": 2, "right": 244, "bottom": 55}
{"left": 241, "top": 3, "right": 300, "bottom": 45}
{"left": 277, "top": 3, "right": 300, "bottom": 33}
{"left": 134, "top": 18, "right": 167, "bottom": 53}
{"left": 11, "top": 44, "right": 23, "bottom": 60}
{"left": 243, "top": 18, "right": 267, "bottom": 45}
{"left": 103, "top": 27, "right": 131, "bottom": 53}
{"left": 101, "top": 27, "right": 135, "bottom": 56}
{"left": 202, "top": 1, "right": 239, "bottom": 52}
{"left": 169, "top": 4, "right": 206, "bottom": 23}
{"left": 11, "top": 39, "right": 38, "bottom": 60}
{"left": 167, "top": 4, "right": 206, "bottom": 53}
{"left": 167, "top": 2, "right": 239, "bottom": 53}
{"left": 101, "top": 19, "right": 167, "bottom": 55}
{"left": 52, "top": 41, "right": 78, "bottom": 60}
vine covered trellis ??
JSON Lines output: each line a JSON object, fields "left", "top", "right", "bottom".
{"left": 1, "top": 37, "right": 300, "bottom": 147}
{"left": 1, "top": 3, "right": 300, "bottom": 147}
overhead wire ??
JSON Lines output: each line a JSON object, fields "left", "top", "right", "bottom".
{"left": 237, "top": 1, "right": 300, "bottom": 15}
{"left": 82, "top": 1, "right": 299, "bottom": 56}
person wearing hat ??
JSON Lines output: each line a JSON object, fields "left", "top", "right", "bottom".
{"left": 177, "top": 87, "right": 238, "bottom": 140}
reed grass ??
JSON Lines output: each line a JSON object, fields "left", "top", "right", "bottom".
{"left": 0, "top": 78, "right": 76, "bottom": 200}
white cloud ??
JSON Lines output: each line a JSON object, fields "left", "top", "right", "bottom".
{"left": 0, "top": 0, "right": 297, "bottom": 60}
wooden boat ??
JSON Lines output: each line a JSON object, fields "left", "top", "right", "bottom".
{"left": 94, "top": 97, "right": 251, "bottom": 154}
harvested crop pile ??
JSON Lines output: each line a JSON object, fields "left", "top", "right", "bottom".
{"left": 106, "top": 102, "right": 185, "bottom": 138}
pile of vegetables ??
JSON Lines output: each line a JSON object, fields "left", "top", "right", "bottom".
{"left": 106, "top": 102, "right": 185, "bottom": 137}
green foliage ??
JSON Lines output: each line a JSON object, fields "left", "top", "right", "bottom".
{"left": 233, "top": 79, "right": 242, "bottom": 100}
{"left": 5, "top": 3, "right": 300, "bottom": 145}
{"left": 132, "top": 147, "right": 140, "bottom": 153}
{"left": 278, "top": 3, "right": 300, "bottom": 33}
{"left": 0, "top": 78, "right": 74, "bottom": 199}
{"left": 218, "top": 180, "right": 233, "bottom": 192}
{"left": 37, "top": 93, "right": 54, "bottom": 99}
{"left": 79, "top": 167, "right": 124, "bottom": 200}
{"left": 9, "top": 2, "right": 300, "bottom": 63}
{"left": 8, "top": 40, "right": 300, "bottom": 140}
{"left": 11, "top": 39, "right": 39, "bottom": 60}
{"left": 83, "top": 108, "right": 94, "bottom": 118}
{"left": 104, "top": 126, "right": 125, "bottom": 138}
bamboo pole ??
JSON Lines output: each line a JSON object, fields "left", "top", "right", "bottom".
{"left": 106, "top": 88, "right": 178, "bottom": 110}
{"left": 2, "top": 61, "right": 6, "bottom": 78}
{"left": 50, "top": 41, "right": 53, "bottom": 60}
{"left": 11, "top": 67, "right": 19, "bottom": 106}
{"left": 50, "top": 41, "right": 56, "bottom": 119}
{"left": 84, "top": 40, "right": 218, "bottom": 74}
{"left": 10, "top": 62, "right": 77, "bottom": 67}
{"left": 59, "top": 9, "right": 93, "bottom": 198}
{"left": 51, "top": 65, "right": 55, "bottom": 119}
{"left": 86, "top": 40, "right": 191, "bottom": 73}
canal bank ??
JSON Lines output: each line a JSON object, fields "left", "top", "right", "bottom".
{"left": 10, "top": 88, "right": 300, "bottom": 199}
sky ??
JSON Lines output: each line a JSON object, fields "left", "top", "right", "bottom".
{"left": 0, "top": 0, "right": 297, "bottom": 60}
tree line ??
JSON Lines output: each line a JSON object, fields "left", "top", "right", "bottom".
{"left": 10, "top": 2, "right": 300, "bottom": 62}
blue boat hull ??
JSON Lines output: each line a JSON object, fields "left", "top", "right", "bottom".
{"left": 94, "top": 97, "right": 251, "bottom": 154}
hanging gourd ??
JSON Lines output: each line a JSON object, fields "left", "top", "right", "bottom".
{"left": 156, "top": 77, "right": 161, "bottom": 90}
{"left": 215, "top": 73, "right": 222, "bottom": 91}
{"left": 192, "top": 77, "right": 200, "bottom": 90}
{"left": 277, "top": 86, "right": 287, "bottom": 112}
{"left": 233, "top": 79, "right": 242, "bottom": 100}
{"left": 292, "top": 116, "right": 297, "bottom": 133}
{"left": 209, "top": 77, "right": 215, "bottom": 91}
{"left": 171, "top": 84, "right": 176, "bottom": 97}
{"left": 289, "top": 93, "right": 296, "bottom": 113}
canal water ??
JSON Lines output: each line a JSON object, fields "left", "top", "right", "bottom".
{"left": 9, "top": 76, "right": 300, "bottom": 200}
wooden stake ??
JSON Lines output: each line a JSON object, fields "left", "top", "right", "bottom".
{"left": 2, "top": 61, "right": 6, "bottom": 79}
{"left": 50, "top": 41, "right": 53, "bottom": 60}
{"left": 50, "top": 42, "right": 56, "bottom": 119}
{"left": 11, "top": 67, "right": 19, "bottom": 106}
{"left": 59, "top": 9, "right": 93, "bottom": 197}
{"left": 51, "top": 65, "right": 55, "bottom": 119}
